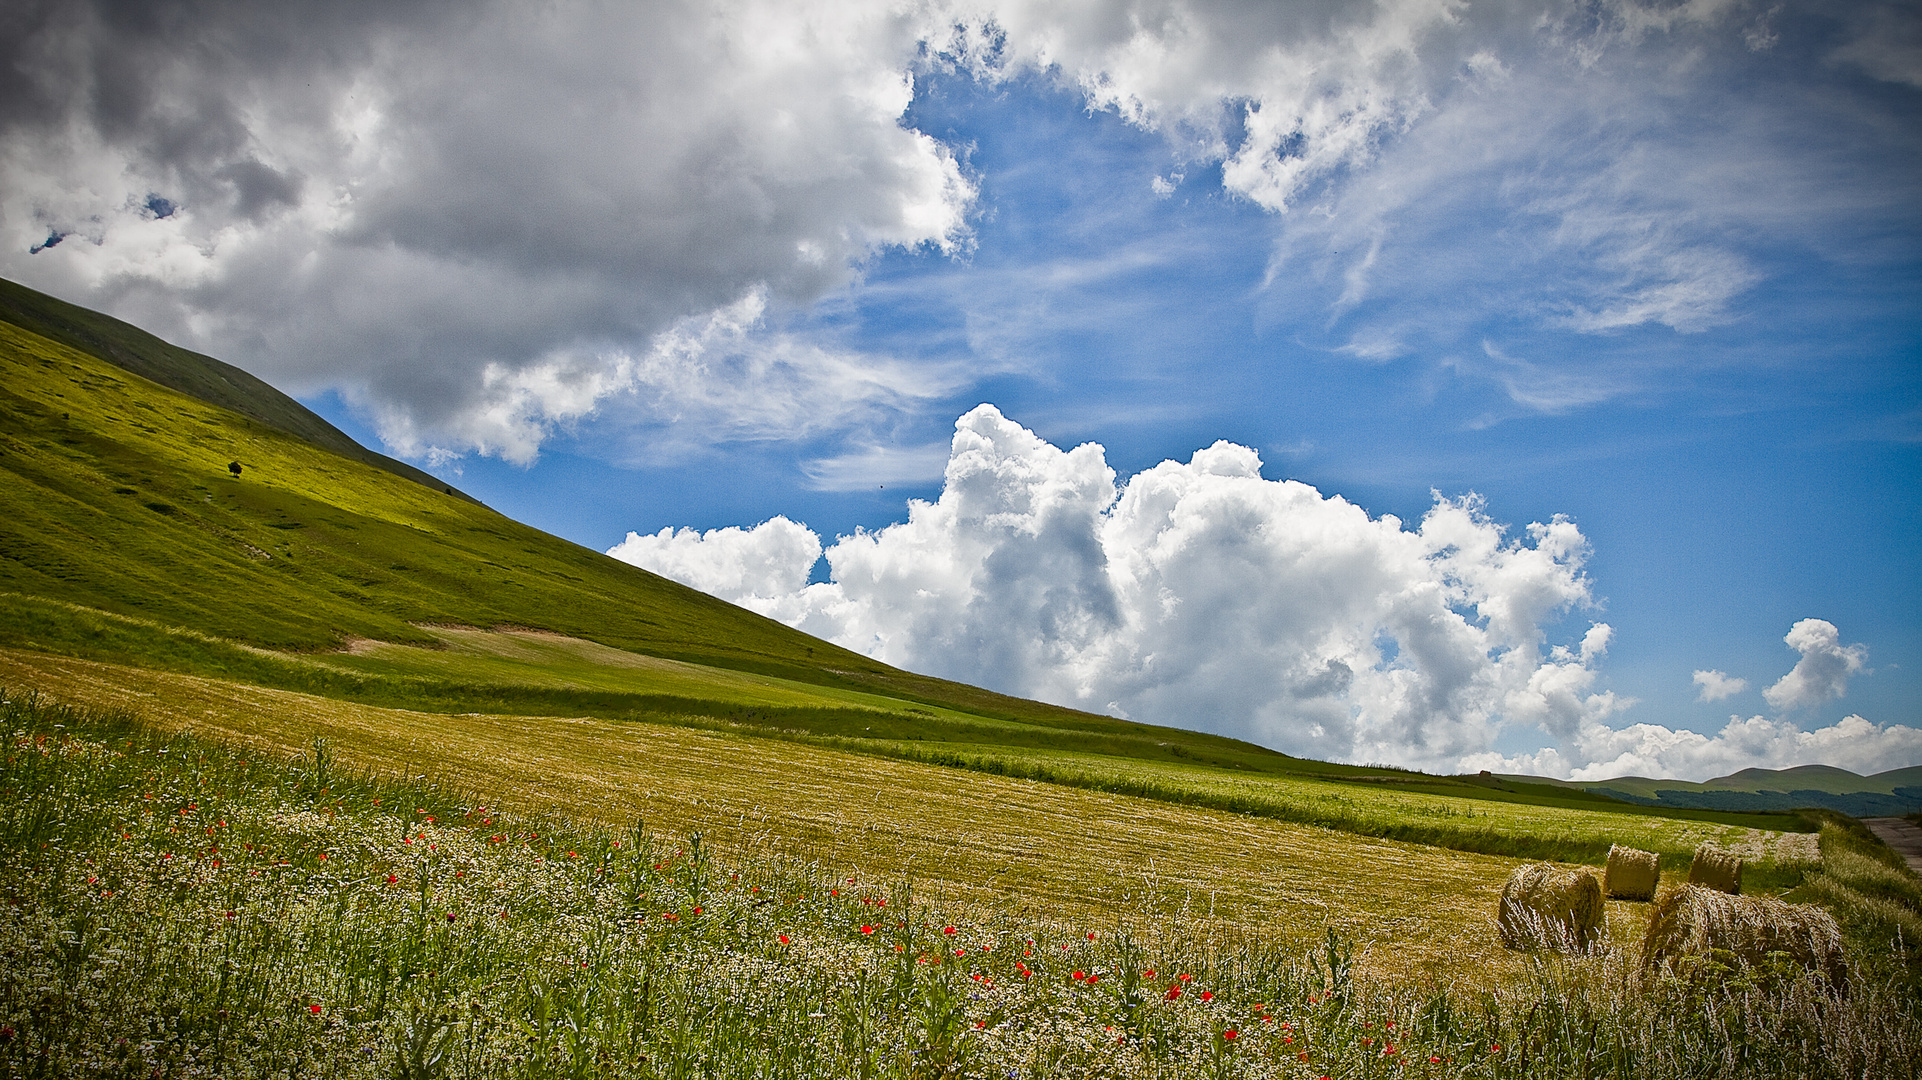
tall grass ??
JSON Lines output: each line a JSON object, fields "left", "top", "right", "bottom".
{"left": 2, "top": 689, "right": 1917, "bottom": 1079}
{"left": 1794, "top": 809, "right": 1922, "bottom": 992}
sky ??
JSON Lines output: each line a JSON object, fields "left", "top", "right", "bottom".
{"left": 3, "top": 0, "right": 1918, "bottom": 780}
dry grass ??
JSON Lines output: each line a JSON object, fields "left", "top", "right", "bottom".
{"left": 0, "top": 647, "right": 1543, "bottom": 984}
{"left": 883, "top": 741, "right": 1822, "bottom": 868}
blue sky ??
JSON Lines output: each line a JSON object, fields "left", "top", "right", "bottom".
{"left": 5, "top": 0, "right": 1917, "bottom": 778}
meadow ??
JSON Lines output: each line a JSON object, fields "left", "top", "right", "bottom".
{"left": 4, "top": 689, "right": 1919, "bottom": 1079}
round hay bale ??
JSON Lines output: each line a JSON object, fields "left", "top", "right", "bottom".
{"left": 1641, "top": 884, "right": 1844, "bottom": 983}
{"left": 1687, "top": 843, "right": 1742, "bottom": 894}
{"left": 1497, "top": 862, "right": 1604, "bottom": 953}
{"left": 1604, "top": 844, "right": 1660, "bottom": 901}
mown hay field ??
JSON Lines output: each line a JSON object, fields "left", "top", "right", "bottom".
{"left": 329, "top": 626, "right": 949, "bottom": 715}
{"left": 0, "top": 647, "right": 1674, "bottom": 986}
{"left": 856, "top": 741, "right": 1819, "bottom": 870}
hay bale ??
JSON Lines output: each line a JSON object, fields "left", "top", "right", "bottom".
{"left": 1498, "top": 862, "right": 1605, "bottom": 953}
{"left": 1641, "top": 884, "right": 1844, "bottom": 983}
{"left": 1688, "top": 843, "right": 1742, "bottom": 894}
{"left": 1605, "top": 844, "right": 1660, "bottom": 901}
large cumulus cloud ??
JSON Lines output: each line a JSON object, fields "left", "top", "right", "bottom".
{"left": 613, "top": 406, "right": 1917, "bottom": 779}
{"left": 613, "top": 404, "right": 1625, "bottom": 771}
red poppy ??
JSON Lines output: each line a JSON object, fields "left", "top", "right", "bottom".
{"left": 309, "top": 1004, "right": 322, "bottom": 1015}
{"left": 1164, "top": 986, "right": 1181, "bottom": 1001}
{"left": 943, "top": 925, "right": 956, "bottom": 935}
{"left": 861, "top": 925, "right": 875, "bottom": 935}
{"left": 1201, "top": 991, "right": 1214, "bottom": 1002}
{"left": 1223, "top": 1030, "right": 1238, "bottom": 1041}
{"left": 778, "top": 934, "right": 791, "bottom": 944}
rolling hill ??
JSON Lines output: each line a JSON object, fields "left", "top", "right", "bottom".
{"left": 1517, "top": 764, "right": 1922, "bottom": 817}
{"left": 0, "top": 275, "right": 1816, "bottom": 867}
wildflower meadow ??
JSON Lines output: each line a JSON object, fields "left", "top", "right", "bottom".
{"left": 2, "top": 690, "right": 1918, "bottom": 1079}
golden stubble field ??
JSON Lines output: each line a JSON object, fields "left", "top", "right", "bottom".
{"left": 1, "top": 646, "right": 1718, "bottom": 985}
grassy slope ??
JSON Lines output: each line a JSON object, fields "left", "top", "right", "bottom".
{"left": 0, "top": 313, "right": 1478, "bottom": 777}
{"left": 0, "top": 276, "right": 479, "bottom": 505}
{"left": 0, "top": 293, "right": 1814, "bottom": 863}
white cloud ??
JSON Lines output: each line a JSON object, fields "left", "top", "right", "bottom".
{"left": 800, "top": 441, "right": 954, "bottom": 492}
{"left": 612, "top": 408, "right": 1919, "bottom": 782}
{"left": 1763, "top": 618, "right": 1869, "bottom": 711}
{"left": 1, "top": 0, "right": 975, "bottom": 462}
{"left": 3, "top": 0, "right": 1906, "bottom": 461}
{"left": 620, "top": 404, "right": 1622, "bottom": 772}
{"left": 1472, "top": 714, "right": 1922, "bottom": 783}
{"left": 608, "top": 516, "right": 821, "bottom": 604}
{"left": 1692, "top": 669, "right": 1748, "bottom": 702}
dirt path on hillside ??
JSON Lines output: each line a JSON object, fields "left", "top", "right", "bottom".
{"left": 1864, "top": 817, "right": 1922, "bottom": 877}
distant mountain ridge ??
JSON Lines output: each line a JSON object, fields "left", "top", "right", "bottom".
{"left": 1509, "top": 764, "right": 1922, "bottom": 817}
{"left": 0, "top": 277, "right": 480, "bottom": 506}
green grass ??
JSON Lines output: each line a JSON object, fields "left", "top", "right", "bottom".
{"left": 3, "top": 690, "right": 1917, "bottom": 1079}
{"left": 1792, "top": 811, "right": 1922, "bottom": 990}
{"left": 0, "top": 275, "right": 475, "bottom": 504}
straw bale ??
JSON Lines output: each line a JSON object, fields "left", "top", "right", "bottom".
{"left": 1497, "top": 862, "right": 1604, "bottom": 953}
{"left": 1687, "top": 843, "right": 1742, "bottom": 894}
{"left": 1641, "top": 884, "right": 1844, "bottom": 983}
{"left": 1604, "top": 844, "right": 1660, "bottom": 901}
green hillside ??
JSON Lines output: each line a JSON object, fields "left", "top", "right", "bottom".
{"left": 0, "top": 282, "right": 1377, "bottom": 772}
{"left": 0, "top": 277, "right": 480, "bottom": 505}
{"left": 0, "top": 277, "right": 1814, "bottom": 858}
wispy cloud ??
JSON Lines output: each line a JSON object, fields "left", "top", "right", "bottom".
{"left": 800, "top": 442, "right": 952, "bottom": 492}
